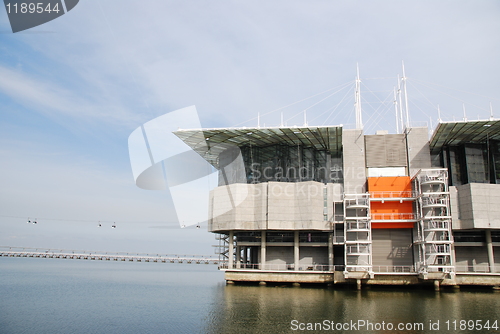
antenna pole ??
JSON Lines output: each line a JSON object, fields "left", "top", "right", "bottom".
{"left": 402, "top": 61, "right": 410, "bottom": 130}
{"left": 394, "top": 87, "right": 400, "bottom": 134}
{"left": 355, "top": 63, "right": 363, "bottom": 130}
{"left": 397, "top": 75, "right": 404, "bottom": 132}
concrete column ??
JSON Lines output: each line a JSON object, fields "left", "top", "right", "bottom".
{"left": 261, "top": 231, "right": 266, "bottom": 270}
{"left": 294, "top": 231, "right": 300, "bottom": 270}
{"left": 236, "top": 246, "right": 241, "bottom": 269}
{"left": 328, "top": 232, "right": 334, "bottom": 271}
{"left": 228, "top": 231, "right": 234, "bottom": 269}
{"left": 486, "top": 230, "right": 495, "bottom": 273}
{"left": 242, "top": 246, "right": 247, "bottom": 265}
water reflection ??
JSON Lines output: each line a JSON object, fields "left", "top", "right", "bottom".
{"left": 206, "top": 285, "right": 500, "bottom": 334}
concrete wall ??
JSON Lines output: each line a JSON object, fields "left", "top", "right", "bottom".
{"left": 209, "top": 183, "right": 267, "bottom": 231}
{"left": 449, "top": 186, "right": 461, "bottom": 229}
{"left": 342, "top": 129, "right": 366, "bottom": 194}
{"left": 268, "top": 181, "right": 327, "bottom": 230}
{"left": 209, "top": 181, "right": 333, "bottom": 232}
{"left": 455, "top": 246, "right": 489, "bottom": 271}
{"left": 406, "top": 127, "right": 432, "bottom": 177}
{"left": 455, "top": 183, "right": 500, "bottom": 229}
{"left": 299, "top": 247, "right": 329, "bottom": 266}
{"left": 266, "top": 247, "right": 294, "bottom": 265}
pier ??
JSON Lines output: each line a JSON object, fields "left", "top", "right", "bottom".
{"left": 0, "top": 246, "right": 220, "bottom": 265}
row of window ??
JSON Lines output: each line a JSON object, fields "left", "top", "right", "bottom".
{"left": 236, "top": 231, "right": 329, "bottom": 243}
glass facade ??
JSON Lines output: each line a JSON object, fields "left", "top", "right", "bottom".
{"left": 440, "top": 140, "right": 500, "bottom": 185}
{"left": 238, "top": 144, "right": 342, "bottom": 184}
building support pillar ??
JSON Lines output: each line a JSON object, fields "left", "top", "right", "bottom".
{"left": 242, "top": 246, "right": 247, "bottom": 266}
{"left": 228, "top": 231, "right": 234, "bottom": 269}
{"left": 236, "top": 246, "right": 241, "bottom": 269}
{"left": 261, "top": 231, "right": 266, "bottom": 270}
{"left": 328, "top": 232, "right": 334, "bottom": 271}
{"left": 294, "top": 231, "right": 300, "bottom": 270}
{"left": 486, "top": 230, "right": 495, "bottom": 273}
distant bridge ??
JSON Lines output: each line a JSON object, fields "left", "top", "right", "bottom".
{"left": 0, "top": 246, "right": 221, "bottom": 265}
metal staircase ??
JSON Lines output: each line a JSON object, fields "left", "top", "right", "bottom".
{"left": 414, "top": 169, "right": 454, "bottom": 274}
{"left": 343, "top": 193, "right": 372, "bottom": 273}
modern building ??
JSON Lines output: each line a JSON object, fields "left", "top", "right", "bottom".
{"left": 174, "top": 119, "right": 500, "bottom": 287}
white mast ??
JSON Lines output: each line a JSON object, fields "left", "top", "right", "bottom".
{"left": 355, "top": 63, "right": 363, "bottom": 130}
{"left": 303, "top": 110, "right": 308, "bottom": 126}
{"left": 397, "top": 75, "right": 404, "bottom": 133}
{"left": 280, "top": 111, "right": 284, "bottom": 127}
{"left": 401, "top": 61, "right": 410, "bottom": 130}
{"left": 462, "top": 103, "right": 467, "bottom": 121}
{"left": 490, "top": 102, "right": 494, "bottom": 120}
{"left": 257, "top": 112, "right": 260, "bottom": 128}
{"left": 394, "top": 87, "right": 400, "bottom": 134}
{"left": 437, "top": 105, "right": 442, "bottom": 122}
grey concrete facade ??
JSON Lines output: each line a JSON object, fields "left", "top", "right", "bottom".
{"left": 454, "top": 183, "right": 500, "bottom": 229}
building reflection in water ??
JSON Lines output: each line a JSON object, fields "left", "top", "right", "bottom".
{"left": 205, "top": 285, "right": 500, "bottom": 334}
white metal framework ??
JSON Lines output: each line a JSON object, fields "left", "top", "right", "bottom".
{"left": 414, "top": 169, "right": 454, "bottom": 274}
{"left": 343, "top": 193, "right": 372, "bottom": 273}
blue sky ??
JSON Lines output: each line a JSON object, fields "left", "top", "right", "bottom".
{"left": 1, "top": 1, "right": 500, "bottom": 255}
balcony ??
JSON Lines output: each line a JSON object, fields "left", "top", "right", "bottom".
{"left": 425, "top": 244, "right": 451, "bottom": 255}
{"left": 418, "top": 169, "right": 447, "bottom": 185}
{"left": 369, "top": 191, "right": 417, "bottom": 202}
{"left": 371, "top": 213, "right": 419, "bottom": 222}
{"left": 346, "top": 244, "right": 371, "bottom": 255}
{"left": 423, "top": 220, "right": 450, "bottom": 231}
{"left": 345, "top": 220, "right": 370, "bottom": 231}
{"left": 421, "top": 197, "right": 448, "bottom": 208}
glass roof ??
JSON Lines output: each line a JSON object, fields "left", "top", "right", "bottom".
{"left": 429, "top": 119, "right": 500, "bottom": 153}
{"left": 174, "top": 126, "right": 342, "bottom": 168}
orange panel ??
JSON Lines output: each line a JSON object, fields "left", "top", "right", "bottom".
{"left": 371, "top": 201, "right": 413, "bottom": 214}
{"left": 368, "top": 176, "right": 411, "bottom": 197}
{"left": 369, "top": 176, "right": 415, "bottom": 229}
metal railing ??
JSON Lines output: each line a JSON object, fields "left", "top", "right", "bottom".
{"left": 371, "top": 213, "right": 418, "bottom": 220}
{"left": 418, "top": 169, "right": 447, "bottom": 183}
{"left": 344, "top": 194, "right": 370, "bottom": 207}
{"left": 422, "top": 197, "right": 448, "bottom": 206}
{"left": 346, "top": 221, "right": 370, "bottom": 230}
{"left": 424, "top": 220, "right": 450, "bottom": 230}
{"left": 454, "top": 265, "right": 500, "bottom": 274}
{"left": 425, "top": 244, "right": 451, "bottom": 254}
{"left": 0, "top": 247, "right": 219, "bottom": 264}
{"left": 332, "top": 235, "right": 345, "bottom": 243}
{"left": 371, "top": 265, "right": 415, "bottom": 273}
{"left": 221, "top": 263, "right": 346, "bottom": 272}
{"left": 346, "top": 244, "right": 370, "bottom": 254}
{"left": 369, "top": 191, "right": 417, "bottom": 199}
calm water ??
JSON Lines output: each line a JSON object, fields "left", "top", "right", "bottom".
{"left": 1, "top": 258, "right": 500, "bottom": 334}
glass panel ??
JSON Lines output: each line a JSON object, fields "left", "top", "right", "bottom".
{"left": 238, "top": 144, "right": 342, "bottom": 184}
{"left": 465, "top": 144, "right": 489, "bottom": 183}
